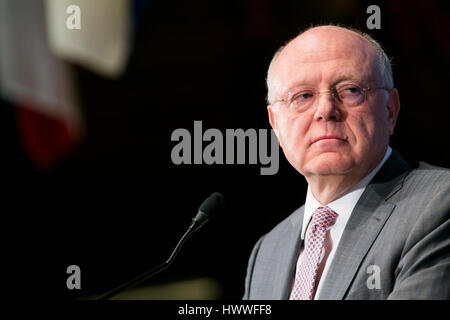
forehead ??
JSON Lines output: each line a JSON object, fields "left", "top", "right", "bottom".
{"left": 271, "top": 28, "right": 381, "bottom": 95}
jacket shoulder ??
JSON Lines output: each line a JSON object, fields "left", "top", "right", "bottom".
{"left": 402, "top": 161, "right": 450, "bottom": 194}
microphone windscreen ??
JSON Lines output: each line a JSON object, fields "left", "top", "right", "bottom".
{"left": 198, "top": 192, "right": 225, "bottom": 217}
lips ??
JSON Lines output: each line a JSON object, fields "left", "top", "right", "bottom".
{"left": 312, "top": 136, "right": 347, "bottom": 144}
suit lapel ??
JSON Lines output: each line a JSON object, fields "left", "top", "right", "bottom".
{"left": 274, "top": 206, "right": 305, "bottom": 299}
{"left": 318, "top": 150, "right": 410, "bottom": 299}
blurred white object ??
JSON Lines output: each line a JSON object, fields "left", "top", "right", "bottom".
{"left": 44, "top": 0, "right": 132, "bottom": 78}
{"left": 0, "top": 0, "right": 83, "bottom": 169}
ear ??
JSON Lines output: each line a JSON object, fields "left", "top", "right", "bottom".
{"left": 387, "top": 88, "right": 400, "bottom": 136}
{"left": 267, "top": 104, "right": 280, "bottom": 139}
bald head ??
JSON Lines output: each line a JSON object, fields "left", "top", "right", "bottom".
{"left": 266, "top": 25, "right": 393, "bottom": 104}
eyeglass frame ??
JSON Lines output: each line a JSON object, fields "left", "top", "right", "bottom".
{"left": 271, "top": 83, "right": 393, "bottom": 110}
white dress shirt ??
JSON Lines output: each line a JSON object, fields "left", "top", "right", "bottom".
{"left": 291, "top": 147, "right": 392, "bottom": 299}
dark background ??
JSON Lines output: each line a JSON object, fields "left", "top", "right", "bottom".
{"left": 2, "top": 0, "right": 450, "bottom": 300}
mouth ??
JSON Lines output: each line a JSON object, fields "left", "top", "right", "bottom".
{"left": 311, "top": 136, "right": 347, "bottom": 145}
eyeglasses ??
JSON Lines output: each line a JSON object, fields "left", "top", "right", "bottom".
{"left": 273, "top": 82, "right": 392, "bottom": 113}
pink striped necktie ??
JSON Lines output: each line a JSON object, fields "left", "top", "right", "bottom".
{"left": 290, "top": 206, "right": 338, "bottom": 300}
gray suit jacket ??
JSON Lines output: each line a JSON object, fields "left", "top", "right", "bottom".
{"left": 243, "top": 150, "right": 450, "bottom": 299}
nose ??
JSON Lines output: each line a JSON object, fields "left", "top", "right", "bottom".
{"left": 313, "top": 91, "right": 342, "bottom": 122}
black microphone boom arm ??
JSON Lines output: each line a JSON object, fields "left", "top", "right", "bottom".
{"left": 98, "top": 223, "right": 195, "bottom": 300}
{"left": 98, "top": 192, "right": 224, "bottom": 300}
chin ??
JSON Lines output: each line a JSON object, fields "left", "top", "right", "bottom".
{"left": 304, "top": 152, "right": 354, "bottom": 175}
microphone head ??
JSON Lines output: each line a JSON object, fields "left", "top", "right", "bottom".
{"left": 192, "top": 192, "right": 225, "bottom": 228}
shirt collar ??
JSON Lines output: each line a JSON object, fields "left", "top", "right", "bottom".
{"left": 301, "top": 147, "right": 392, "bottom": 239}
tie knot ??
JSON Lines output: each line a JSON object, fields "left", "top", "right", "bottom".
{"left": 312, "top": 206, "right": 338, "bottom": 229}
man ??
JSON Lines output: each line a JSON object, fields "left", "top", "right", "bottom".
{"left": 243, "top": 25, "right": 450, "bottom": 300}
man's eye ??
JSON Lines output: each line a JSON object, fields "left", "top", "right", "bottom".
{"left": 341, "top": 87, "right": 362, "bottom": 95}
{"left": 294, "top": 93, "right": 313, "bottom": 101}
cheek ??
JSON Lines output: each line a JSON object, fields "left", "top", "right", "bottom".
{"left": 348, "top": 113, "right": 373, "bottom": 142}
{"left": 347, "top": 108, "right": 386, "bottom": 152}
{"left": 278, "top": 112, "right": 310, "bottom": 149}
{"left": 276, "top": 111, "right": 313, "bottom": 170}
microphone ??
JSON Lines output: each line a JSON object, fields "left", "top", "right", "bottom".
{"left": 191, "top": 192, "right": 225, "bottom": 229}
{"left": 98, "top": 192, "right": 225, "bottom": 300}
